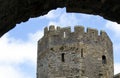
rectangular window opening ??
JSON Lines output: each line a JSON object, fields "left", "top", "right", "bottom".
{"left": 81, "top": 48, "right": 83, "bottom": 57}
{"left": 102, "top": 55, "right": 107, "bottom": 64}
{"left": 62, "top": 53, "right": 65, "bottom": 62}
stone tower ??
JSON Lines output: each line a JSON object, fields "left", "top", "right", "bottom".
{"left": 37, "top": 25, "right": 114, "bottom": 78}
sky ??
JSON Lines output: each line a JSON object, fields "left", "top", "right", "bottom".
{"left": 0, "top": 8, "right": 120, "bottom": 78}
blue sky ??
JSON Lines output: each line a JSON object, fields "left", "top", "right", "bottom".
{"left": 0, "top": 8, "right": 120, "bottom": 78}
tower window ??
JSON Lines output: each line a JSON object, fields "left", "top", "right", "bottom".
{"left": 102, "top": 55, "right": 107, "bottom": 64}
{"left": 81, "top": 48, "right": 83, "bottom": 57}
{"left": 81, "top": 70, "right": 85, "bottom": 76}
{"left": 99, "top": 73, "right": 103, "bottom": 78}
{"left": 61, "top": 53, "right": 65, "bottom": 62}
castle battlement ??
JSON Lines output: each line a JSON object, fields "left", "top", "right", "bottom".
{"left": 43, "top": 25, "right": 111, "bottom": 43}
{"left": 44, "top": 25, "right": 108, "bottom": 37}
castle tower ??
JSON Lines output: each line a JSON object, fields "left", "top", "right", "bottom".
{"left": 37, "top": 25, "right": 114, "bottom": 78}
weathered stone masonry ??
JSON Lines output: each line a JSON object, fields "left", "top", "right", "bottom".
{"left": 37, "top": 25, "right": 114, "bottom": 78}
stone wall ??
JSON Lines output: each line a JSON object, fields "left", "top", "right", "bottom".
{"left": 37, "top": 25, "right": 114, "bottom": 78}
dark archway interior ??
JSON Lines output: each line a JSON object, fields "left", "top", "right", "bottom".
{"left": 0, "top": 0, "right": 120, "bottom": 37}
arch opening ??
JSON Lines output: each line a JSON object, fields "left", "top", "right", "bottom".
{"left": 102, "top": 55, "right": 107, "bottom": 64}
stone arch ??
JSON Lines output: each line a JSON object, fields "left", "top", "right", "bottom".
{"left": 0, "top": 0, "right": 120, "bottom": 37}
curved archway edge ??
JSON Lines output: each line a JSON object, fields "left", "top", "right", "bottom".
{"left": 0, "top": 0, "right": 120, "bottom": 37}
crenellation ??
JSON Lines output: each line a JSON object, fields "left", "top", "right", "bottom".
{"left": 56, "top": 26, "right": 61, "bottom": 31}
{"left": 74, "top": 26, "right": 84, "bottom": 34}
{"left": 42, "top": 26, "right": 113, "bottom": 48}
{"left": 47, "top": 25, "right": 58, "bottom": 37}
{"left": 86, "top": 27, "right": 98, "bottom": 41}
{"left": 87, "top": 27, "right": 98, "bottom": 34}
{"left": 60, "top": 27, "right": 71, "bottom": 33}
{"left": 74, "top": 26, "right": 84, "bottom": 39}
{"left": 100, "top": 30, "right": 106, "bottom": 40}
{"left": 44, "top": 27, "right": 48, "bottom": 36}
{"left": 59, "top": 27, "right": 71, "bottom": 38}
{"left": 49, "top": 25, "right": 56, "bottom": 31}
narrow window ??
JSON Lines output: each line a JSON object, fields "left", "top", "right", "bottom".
{"left": 61, "top": 53, "right": 65, "bottom": 62}
{"left": 99, "top": 73, "right": 103, "bottom": 78}
{"left": 81, "top": 48, "right": 83, "bottom": 57}
{"left": 63, "top": 32, "right": 66, "bottom": 38}
{"left": 81, "top": 70, "right": 85, "bottom": 76}
{"left": 102, "top": 55, "right": 107, "bottom": 64}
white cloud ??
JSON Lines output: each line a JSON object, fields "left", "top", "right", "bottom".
{"left": 113, "top": 44, "right": 120, "bottom": 54}
{"left": 40, "top": 8, "right": 81, "bottom": 27}
{"left": 106, "top": 21, "right": 120, "bottom": 37}
{"left": 28, "top": 30, "right": 44, "bottom": 43}
{"left": 0, "top": 31, "right": 43, "bottom": 64}
{"left": 48, "top": 13, "right": 80, "bottom": 27}
{"left": 114, "top": 63, "right": 120, "bottom": 75}
{"left": 0, "top": 65, "right": 31, "bottom": 78}
{"left": 40, "top": 8, "right": 63, "bottom": 19}
{"left": 0, "top": 34, "right": 35, "bottom": 64}
{"left": 0, "top": 30, "right": 43, "bottom": 78}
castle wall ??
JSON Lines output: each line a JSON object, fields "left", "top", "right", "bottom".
{"left": 37, "top": 25, "right": 114, "bottom": 78}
